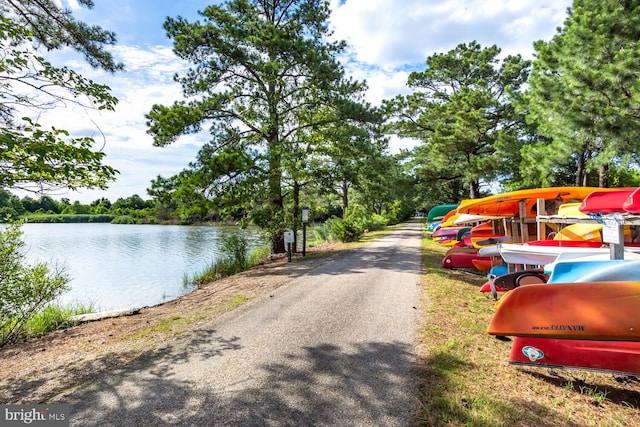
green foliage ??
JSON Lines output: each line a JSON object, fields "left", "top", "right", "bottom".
{"left": 20, "top": 301, "right": 94, "bottom": 339}
{"left": 326, "top": 216, "right": 362, "bottom": 242}
{"left": 0, "top": 15, "right": 119, "bottom": 194}
{"left": 22, "top": 214, "right": 114, "bottom": 223}
{"left": 312, "top": 221, "right": 335, "bottom": 243}
{"left": 218, "top": 231, "right": 250, "bottom": 271}
{"left": 4, "top": 0, "right": 123, "bottom": 72}
{"left": 525, "top": 0, "right": 640, "bottom": 187}
{"left": 385, "top": 41, "right": 530, "bottom": 199}
{"left": 111, "top": 215, "right": 137, "bottom": 224}
{"left": 0, "top": 222, "right": 70, "bottom": 347}
{"left": 0, "top": 188, "right": 25, "bottom": 218}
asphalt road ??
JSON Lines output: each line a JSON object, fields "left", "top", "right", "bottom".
{"left": 55, "top": 221, "right": 423, "bottom": 426}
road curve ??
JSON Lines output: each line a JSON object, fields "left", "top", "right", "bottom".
{"left": 55, "top": 221, "right": 423, "bottom": 426}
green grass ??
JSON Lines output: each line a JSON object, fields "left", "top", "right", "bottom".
{"left": 136, "top": 315, "right": 190, "bottom": 338}
{"left": 18, "top": 302, "right": 95, "bottom": 339}
{"left": 187, "top": 243, "right": 271, "bottom": 287}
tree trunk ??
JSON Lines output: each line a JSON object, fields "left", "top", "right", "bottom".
{"left": 469, "top": 179, "right": 481, "bottom": 199}
{"left": 341, "top": 180, "right": 349, "bottom": 215}
{"left": 599, "top": 163, "right": 608, "bottom": 188}
{"left": 575, "top": 151, "right": 586, "bottom": 187}
{"left": 268, "top": 133, "right": 285, "bottom": 254}
{"left": 292, "top": 181, "right": 301, "bottom": 253}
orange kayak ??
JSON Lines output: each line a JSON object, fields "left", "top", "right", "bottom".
{"left": 487, "top": 281, "right": 640, "bottom": 341}
{"left": 457, "top": 187, "right": 599, "bottom": 218}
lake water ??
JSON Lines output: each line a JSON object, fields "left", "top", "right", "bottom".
{"left": 20, "top": 223, "right": 265, "bottom": 312}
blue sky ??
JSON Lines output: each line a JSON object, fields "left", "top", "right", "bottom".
{"left": 35, "top": 0, "right": 572, "bottom": 203}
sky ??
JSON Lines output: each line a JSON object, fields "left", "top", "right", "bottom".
{"left": 30, "top": 0, "right": 573, "bottom": 203}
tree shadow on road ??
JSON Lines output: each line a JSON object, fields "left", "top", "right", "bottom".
{"left": 60, "top": 338, "right": 419, "bottom": 427}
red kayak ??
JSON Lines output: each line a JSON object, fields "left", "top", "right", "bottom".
{"left": 442, "top": 248, "right": 491, "bottom": 269}
{"left": 509, "top": 336, "right": 640, "bottom": 376}
{"left": 432, "top": 226, "right": 464, "bottom": 238}
{"left": 579, "top": 188, "right": 636, "bottom": 214}
{"left": 623, "top": 187, "right": 640, "bottom": 214}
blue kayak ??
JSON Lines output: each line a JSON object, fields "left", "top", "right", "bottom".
{"left": 547, "top": 259, "right": 640, "bottom": 283}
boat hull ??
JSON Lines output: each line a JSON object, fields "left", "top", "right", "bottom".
{"left": 579, "top": 188, "right": 636, "bottom": 214}
{"left": 487, "top": 281, "right": 640, "bottom": 341}
{"left": 509, "top": 337, "right": 640, "bottom": 376}
{"left": 492, "top": 269, "right": 548, "bottom": 291}
{"left": 442, "top": 248, "right": 489, "bottom": 269}
{"left": 457, "top": 187, "right": 600, "bottom": 217}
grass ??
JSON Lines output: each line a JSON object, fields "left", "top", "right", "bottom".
{"left": 135, "top": 294, "right": 251, "bottom": 339}
{"left": 415, "top": 236, "right": 640, "bottom": 426}
{"left": 18, "top": 301, "right": 95, "bottom": 339}
{"left": 186, "top": 242, "right": 271, "bottom": 287}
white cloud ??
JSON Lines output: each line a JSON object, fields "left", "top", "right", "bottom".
{"left": 329, "top": 0, "right": 570, "bottom": 69}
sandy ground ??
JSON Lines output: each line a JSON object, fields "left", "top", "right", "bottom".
{"left": 0, "top": 244, "right": 343, "bottom": 404}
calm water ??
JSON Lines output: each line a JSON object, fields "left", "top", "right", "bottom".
{"left": 20, "top": 223, "right": 264, "bottom": 312}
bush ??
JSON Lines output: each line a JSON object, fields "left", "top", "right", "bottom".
{"left": 312, "top": 222, "right": 334, "bottom": 243}
{"left": 0, "top": 222, "right": 70, "bottom": 347}
{"left": 326, "top": 216, "right": 362, "bottom": 242}
{"left": 111, "top": 215, "right": 137, "bottom": 224}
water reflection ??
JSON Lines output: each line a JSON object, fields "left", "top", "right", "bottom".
{"left": 21, "top": 223, "right": 264, "bottom": 311}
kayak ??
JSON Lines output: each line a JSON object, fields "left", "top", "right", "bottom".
{"left": 471, "top": 258, "right": 504, "bottom": 272}
{"left": 441, "top": 248, "right": 491, "bottom": 269}
{"left": 509, "top": 337, "right": 640, "bottom": 376}
{"left": 432, "top": 226, "right": 465, "bottom": 238}
{"left": 623, "top": 187, "right": 640, "bottom": 214}
{"left": 487, "top": 281, "right": 640, "bottom": 341}
{"left": 579, "top": 188, "right": 637, "bottom": 214}
{"left": 427, "top": 204, "right": 459, "bottom": 223}
{"left": 547, "top": 259, "right": 640, "bottom": 283}
{"left": 553, "top": 223, "right": 602, "bottom": 242}
{"left": 457, "top": 187, "right": 600, "bottom": 218}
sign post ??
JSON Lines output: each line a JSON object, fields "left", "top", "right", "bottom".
{"left": 284, "top": 230, "right": 294, "bottom": 262}
{"left": 602, "top": 215, "right": 625, "bottom": 260}
{"left": 302, "top": 207, "right": 309, "bottom": 257}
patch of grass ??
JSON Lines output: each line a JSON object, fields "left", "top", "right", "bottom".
{"left": 19, "top": 302, "right": 95, "bottom": 339}
{"left": 136, "top": 315, "right": 190, "bottom": 338}
{"left": 415, "top": 236, "right": 640, "bottom": 426}
{"left": 224, "top": 294, "right": 250, "bottom": 308}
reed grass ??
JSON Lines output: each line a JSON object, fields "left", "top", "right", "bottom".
{"left": 9, "top": 301, "right": 95, "bottom": 340}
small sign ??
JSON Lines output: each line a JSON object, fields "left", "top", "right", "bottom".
{"left": 602, "top": 217, "right": 621, "bottom": 244}
{"left": 284, "top": 230, "right": 295, "bottom": 244}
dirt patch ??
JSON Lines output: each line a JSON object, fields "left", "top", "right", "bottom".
{"left": 0, "top": 243, "right": 345, "bottom": 404}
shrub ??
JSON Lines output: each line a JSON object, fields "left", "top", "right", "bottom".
{"left": 312, "top": 222, "right": 334, "bottom": 243}
{"left": 219, "top": 232, "right": 250, "bottom": 270}
{"left": 326, "top": 216, "right": 362, "bottom": 242}
{"left": 111, "top": 215, "right": 137, "bottom": 224}
{"left": 21, "top": 302, "right": 94, "bottom": 338}
{"left": 0, "top": 222, "right": 70, "bottom": 347}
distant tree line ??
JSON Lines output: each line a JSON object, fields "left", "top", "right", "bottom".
{"left": 0, "top": 189, "right": 158, "bottom": 223}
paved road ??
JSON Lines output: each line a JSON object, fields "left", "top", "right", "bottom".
{"left": 55, "top": 221, "right": 423, "bottom": 426}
